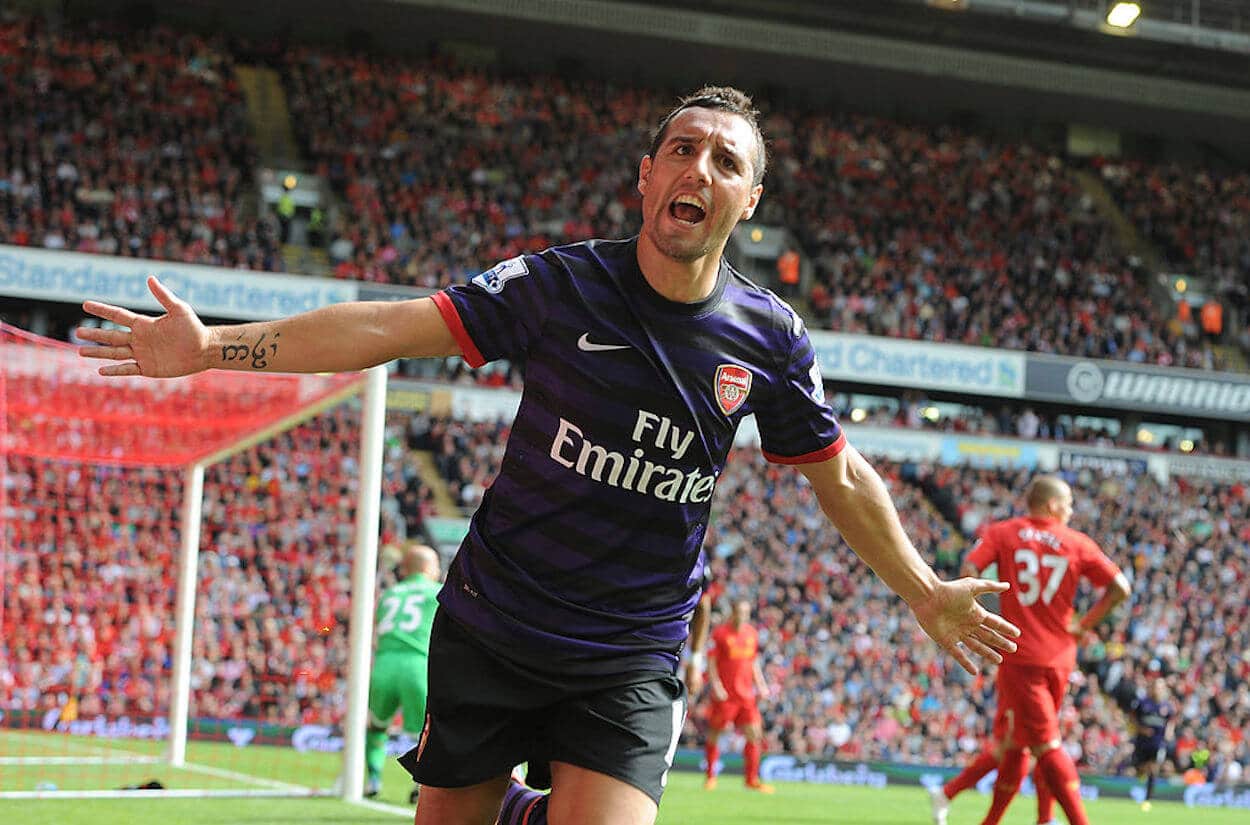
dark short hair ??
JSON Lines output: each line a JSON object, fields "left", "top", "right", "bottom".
{"left": 648, "top": 86, "right": 767, "bottom": 186}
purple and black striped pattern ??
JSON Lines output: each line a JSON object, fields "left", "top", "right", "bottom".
{"left": 431, "top": 238, "right": 845, "bottom": 676}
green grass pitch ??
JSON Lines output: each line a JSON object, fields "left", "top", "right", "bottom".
{"left": 3, "top": 764, "right": 1244, "bottom": 825}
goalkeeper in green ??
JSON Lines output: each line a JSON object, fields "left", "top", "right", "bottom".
{"left": 366, "top": 542, "right": 441, "bottom": 801}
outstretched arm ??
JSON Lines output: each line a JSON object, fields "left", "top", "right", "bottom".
{"left": 78, "top": 276, "right": 459, "bottom": 377}
{"left": 798, "top": 445, "right": 1020, "bottom": 675}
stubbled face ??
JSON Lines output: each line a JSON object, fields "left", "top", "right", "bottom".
{"left": 638, "top": 107, "right": 763, "bottom": 264}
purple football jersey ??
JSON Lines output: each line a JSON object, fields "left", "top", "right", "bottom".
{"left": 431, "top": 237, "right": 844, "bottom": 675}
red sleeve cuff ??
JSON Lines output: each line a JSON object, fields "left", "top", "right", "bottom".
{"left": 762, "top": 431, "right": 847, "bottom": 465}
{"left": 432, "top": 291, "right": 486, "bottom": 369}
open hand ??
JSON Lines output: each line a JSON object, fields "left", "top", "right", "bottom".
{"left": 909, "top": 578, "right": 1021, "bottom": 675}
{"left": 77, "top": 276, "right": 207, "bottom": 378}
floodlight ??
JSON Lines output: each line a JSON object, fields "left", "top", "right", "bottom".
{"left": 1106, "top": 2, "right": 1141, "bottom": 28}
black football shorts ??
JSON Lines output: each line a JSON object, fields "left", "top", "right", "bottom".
{"left": 399, "top": 610, "right": 687, "bottom": 804}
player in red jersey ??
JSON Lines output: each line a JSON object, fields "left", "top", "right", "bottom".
{"left": 703, "top": 599, "right": 774, "bottom": 793}
{"left": 930, "top": 476, "right": 1130, "bottom": 825}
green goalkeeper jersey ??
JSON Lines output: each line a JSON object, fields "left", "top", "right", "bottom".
{"left": 374, "top": 575, "right": 440, "bottom": 656}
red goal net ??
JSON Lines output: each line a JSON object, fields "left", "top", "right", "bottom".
{"left": 1, "top": 322, "right": 374, "bottom": 799}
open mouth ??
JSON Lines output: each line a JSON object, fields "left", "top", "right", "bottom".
{"left": 669, "top": 194, "right": 707, "bottom": 225}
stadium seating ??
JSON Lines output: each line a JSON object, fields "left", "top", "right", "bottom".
{"left": 0, "top": 12, "right": 1237, "bottom": 369}
{"left": 280, "top": 48, "right": 1225, "bottom": 369}
{"left": 280, "top": 49, "right": 644, "bottom": 289}
{"left": 759, "top": 116, "right": 1211, "bottom": 366}
{"left": 426, "top": 414, "right": 510, "bottom": 510}
{"left": 697, "top": 457, "right": 1250, "bottom": 778}
{"left": 0, "top": 16, "right": 282, "bottom": 271}
{"left": 1095, "top": 157, "right": 1249, "bottom": 338}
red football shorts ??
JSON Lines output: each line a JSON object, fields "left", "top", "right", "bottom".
{"left": 992, "top": 662, "right": 1068, "bottom": 747}
{"left": 708, "top": 696, "right": 761, "bottom": 730}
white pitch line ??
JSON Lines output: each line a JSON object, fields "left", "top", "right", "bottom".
{"left": 0, "top": 755, "right": 160, "bottom": 766}
{"left": 347, "top": 797, "right": 414, "bottom": 818}
{"left": 180, "top": 760, "right": 322, "bottom": 793}
{"left": 0, "top": 730, "right": 142, "bottom": 760}
{"left": 0, "top": 759, "right": 329, "bottom": 801}
{"left": 0, "top": 788, "right": 315, "bottom": 800}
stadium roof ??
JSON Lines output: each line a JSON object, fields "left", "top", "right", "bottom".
{"left": 617, "top": 0, "right": 1250, "bottom": 89}
{"left": 73, "top": 0, "right": 1250, "bottom": 148}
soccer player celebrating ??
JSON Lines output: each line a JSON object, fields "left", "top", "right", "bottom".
{"left": 365, "top": 543, "right": 441, "bottom": 801}
{"left": 931, "top": 476, "right": 1130, "bottom": 825}
{"left": 703, "top": 599, "right": 773, "bottom": 793}
{"left": 1129, "top": 677, "right": 1175, "bottom": 811}
{"left": 79, "top": 86, "right": 1020, "bottom": 825}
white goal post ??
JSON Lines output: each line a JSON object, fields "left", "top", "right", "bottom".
{"left": 0, "top": 338, "right": 389, "bottom": 804}
{"left": 167, "top": 365, "right": 389, "bottom": 801}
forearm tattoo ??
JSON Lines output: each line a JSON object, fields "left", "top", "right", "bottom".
{"left": 221, "top": 332, "right": 280, "bottom": 369}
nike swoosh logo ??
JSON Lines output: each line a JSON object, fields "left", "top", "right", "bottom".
{"left": 577, "top": 333, "right": 630, "bottom": 352}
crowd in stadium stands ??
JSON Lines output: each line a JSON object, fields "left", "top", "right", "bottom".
{"left": 701, "top": 456, "right": 1250, "bottom": 782}
{"left": 1095, "top": 158, "right": 1250, "bottom": 355}
{"left": 280, "top": 49, "right": 644, "bottom": 288}
{"left": 0, "top": 11, "right": 1239, "bottom": 370}
{"left": 757, "top": 117, "right": 1225, "bottom": 370}
{"left": 278, "top": 47, "right": 1230, "bottom": 370}
{"left": 0, "top": 15, "right": 282, "bottom": 271}
{"left": 3, "top": 399, "right": 1248, "bottom": 782}
{"left": 420, "top": 414, "right": 510, "bottom": 510}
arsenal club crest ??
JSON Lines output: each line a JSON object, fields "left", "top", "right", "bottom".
{"left": 714, "top": 364, "right": 752, "bottom": 416}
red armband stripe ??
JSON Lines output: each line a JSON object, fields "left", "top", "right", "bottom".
{"left": 432, "top": 291, "right": 486, "bottom": 368}
{"left": 762, "top": 431, "right": 847, "bottom": 465}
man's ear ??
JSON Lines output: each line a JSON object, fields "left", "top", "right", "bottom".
{"left": 740, "top": 183, "right": 764, "bottom": 221}
{"left": 638, "top": 155, "right": 652, "bottom": 196}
